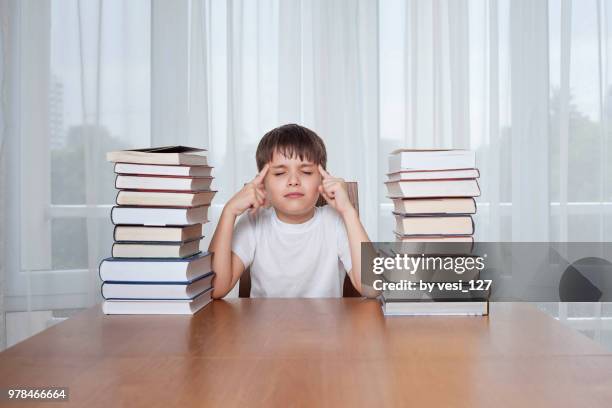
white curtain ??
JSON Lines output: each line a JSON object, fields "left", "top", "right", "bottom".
{"left": 1, "top": 0, "right": 612, "bottom": 349}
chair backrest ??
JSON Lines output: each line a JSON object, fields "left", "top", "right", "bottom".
{"left": 238, "top": 182, "right": 361, "bottom": 298}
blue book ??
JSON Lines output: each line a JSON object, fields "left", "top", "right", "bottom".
{"left": 111, "top": 238, "right": 202, "bottom": 258}
{"left": 102, "top": 287, "right": 214, "bottom": 315}
{"left": 101, "top": 272, "right": 214, "bottom": 300}
{"left": 99, "top": 251, "right": 212, "bottom": 283}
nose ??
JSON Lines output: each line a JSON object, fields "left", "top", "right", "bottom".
{"left": 287, "top": 171, "right": 301, "bottom": 187}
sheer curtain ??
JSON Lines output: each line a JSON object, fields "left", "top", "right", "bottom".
{"left": 1, "top": 0, "right": 612, "bottom": 350}
{"left": 381, "top": 0, "right": 610, "bottom": 243}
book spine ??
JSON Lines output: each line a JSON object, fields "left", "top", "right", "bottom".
{"left": 470, "top": 215, "right": 475, "bottom": 235}
{"left": 110, "top": 206, "right": 118, "bottom": 225}
{"left": 111, "top": 243, "right": 116, "bottom": 258}
{"left": 474, "top": 179, "right": 481, "bottom": 197}
{"left": 112, "top": 225, "right": 118, "bottom": 242}
{"left": 470, "top": 197, "right": 477, "bottom": 213}
{"left": 101, "top": 282, "right": 107, "bottom": 300}
{"left": 114, "top": 190, "right": 121, "bottom": 206}
{"left": 114, "top": 174, "right": 119, "bottom": 190}
{"left": 98, "top": 258, "right": 106, "bottom": 283}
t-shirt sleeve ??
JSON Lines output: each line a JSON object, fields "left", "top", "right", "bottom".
{"left": 336, "top": 213, "right": 353, "bottom": 273}
{"left": 231, "top": 212, "right": 256, "bottom": 268}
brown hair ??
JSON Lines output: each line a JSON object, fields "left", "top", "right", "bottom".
{"left": 255, "top": 124, "right": 327, "bottom": 171}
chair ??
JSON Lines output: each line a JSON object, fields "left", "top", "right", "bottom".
{"left": 238, "top": 182, "right": 362, "bottom": 298}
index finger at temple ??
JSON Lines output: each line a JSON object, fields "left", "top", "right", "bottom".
{"left": 253, "top": 163, "right": 270, "bottom": 184}
{"left": 318, "top": 164, "right": 331, "bottom": 179}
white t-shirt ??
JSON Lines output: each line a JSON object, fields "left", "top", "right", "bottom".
{"left": 231, "top": 206, "right": 353, "bottom": 298}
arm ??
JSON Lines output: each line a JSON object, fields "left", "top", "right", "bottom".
{"left": 318, "top": 165, "right": 370, "bottom": 295}
{"left": 208, "top": 208, "right": 247, "bottom": 298}
{"left": 209, "top": 164, "right": 269, "bottom": 299}
{"left": 339, "top": 207, "right": 369, "bottom": 294}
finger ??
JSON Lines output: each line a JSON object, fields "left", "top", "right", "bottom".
{"left": 323, "top": 179, "right": 338, "bottom": 188}
{"left": 249, "top": 199, "right": 261, "bottom": 215}
{"left": 255, "top": 190, "right": 265, "bottom": 206}
{"left": 318, "top": 164, "right": 331, "bottom": 180}
{"left": 325, "top": 185, "right": 338, "bottom": 198}
{"left": 253, "top": 163, "right": 270, "bottom": 185}
{"left": 323, "top": 180, "right": 339, "bottom": 192}
{"left": 318, "top": 185, "right": 333, "bottom": 205}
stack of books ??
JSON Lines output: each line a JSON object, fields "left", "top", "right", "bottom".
{"left": 99, "top": 146, "right": 216, "bottom": 315}
{"left": 382, "top": 149, "right": 487, "bottom": 315}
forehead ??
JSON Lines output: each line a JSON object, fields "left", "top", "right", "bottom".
{"left": 270, "top": 150, "right": 316, "bottom": 166}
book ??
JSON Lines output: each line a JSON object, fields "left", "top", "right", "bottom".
{"left": 111, "top": 205, "right": 209, "bottom": 226}
{"left": 101, "top": 272, "right": 214, "bottom": 300}
{"left": 394, "top": 214, "right": 474, "bottom": 236}
{"left": 115, "top": 175, "right": 214, "bottom": 191}
{"left": 385, "top": 179, "right": 480, "bottom": 198}
{"left": 102, "top": 286, "right": 213, "bottom": 315}
{"left": 391, "top": 197, "right": 476, "bottom": 215}
{"left": 394, "top": 233, "right": 474, "bottom": 243}
{"left": 388, "top": 149, "right": 476, "bottom": 173}
{"left": 114, "top": 224, "right": 203, "bottom": 243}
{"left": 99, "top": 251, "right": 212, "bottom": 282}
{"left": 116, "top": 190, "right": 216, "bottom": 207}
{"left": 114, "top": 162, "right": 213, "bottom": 177}
{"left": 111, "top": 239, "right": 201, "bottom": 258}
{"left": 106, "top": 146, "right": 208, "bottom": 166}
{"left": 387, "top": 168, "right": 480, "bottom": 182}
{"left": 381, "top": 298, "right": 488, "bottom": 316}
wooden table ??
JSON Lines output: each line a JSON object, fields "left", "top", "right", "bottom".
{"left": 0, "top": 299, "right": 611, "bottom": 407}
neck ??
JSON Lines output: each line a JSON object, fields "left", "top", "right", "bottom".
{"left": 274, "top": 207, "right": 316, "bottom": 224}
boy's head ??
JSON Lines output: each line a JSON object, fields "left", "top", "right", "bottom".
{"left": 255, "top": 124, "right": 327, "bottom": 217}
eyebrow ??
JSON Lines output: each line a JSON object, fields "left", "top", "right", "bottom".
{"left": 271, "top": 164, "right": 315, "bottom": 169}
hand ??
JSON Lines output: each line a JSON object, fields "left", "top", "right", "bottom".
{"left": 318, "top": 165, "right": 353, "bottom": 215}
{"left": 226, "top": 164, "right": 269, "bottom": 216}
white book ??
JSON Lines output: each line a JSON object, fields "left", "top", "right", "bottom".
{"left": 116, "top": 190, "right": 216, "bottom": 207}
{"left": 101, "top": 273, "right": 214, "bottom": 300}
{"left": 113, "top": 224, "right": 203, "bottom": 243}
{"left": 99, "top": 251, "right": 212, "bottom": 282}
{"left": 391, "top": 197, "right": 476, "bottom": 215}
{"left": 386, "top": 168, "right": 480, "bottom": 182}
{"left": 381, "top": 299, "right": 488, "bottom": 316}
{"left": 111, "top": 239, "right": 201, "bottom": 258}
{"left": 115, "top": 175, "right": 214, "bottom": 191}
{"left": 111, "top": 205, "right": 209, "bottom": 226}
{"left": 114, "top": 163, "right": 213, "bottom": 177}
{"left": 394, "top": 233, "right": 474, "bottom": 243}
{"left": 394, "top": 214, "right": 474, "bottom": 236}
{"left": 385, "top": 179, "right": 480, "bottom": 198}
{"left": 388, "top": 149, "right": 475, "bottom": 173}
{"left": 102, "top": 287, "right": 213, "bottom": 315}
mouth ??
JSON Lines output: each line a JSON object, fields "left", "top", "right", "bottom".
{"left": 284, "top": 192, "right": 305, "bottom": 199}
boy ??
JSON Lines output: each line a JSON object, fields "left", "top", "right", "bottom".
{"left": 209, "top": 124, "right": 370, "bottom": 298}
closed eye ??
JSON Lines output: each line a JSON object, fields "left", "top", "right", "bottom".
{"left": 274, "top": 172, "right": 286, "bottom": 176}
{"left": 302, "top": 171, "right": 313, "bottom": 175}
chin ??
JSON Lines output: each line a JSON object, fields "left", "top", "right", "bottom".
{"left": 275, "top": 198, "right": 317, "bottom": 215}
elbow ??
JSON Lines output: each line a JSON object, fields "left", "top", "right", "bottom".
{"left": 211, "top": 287, "right": 228, "bottom": 299}
{"left": 210, "top": 272, "right": 229, "bottom": 299}
{"left": 360, "top": 284, "right": 381, "bottom": 299}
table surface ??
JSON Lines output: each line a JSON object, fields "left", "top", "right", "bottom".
{"left": 0, "top": 299, "right": 611, "bottom": 407}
